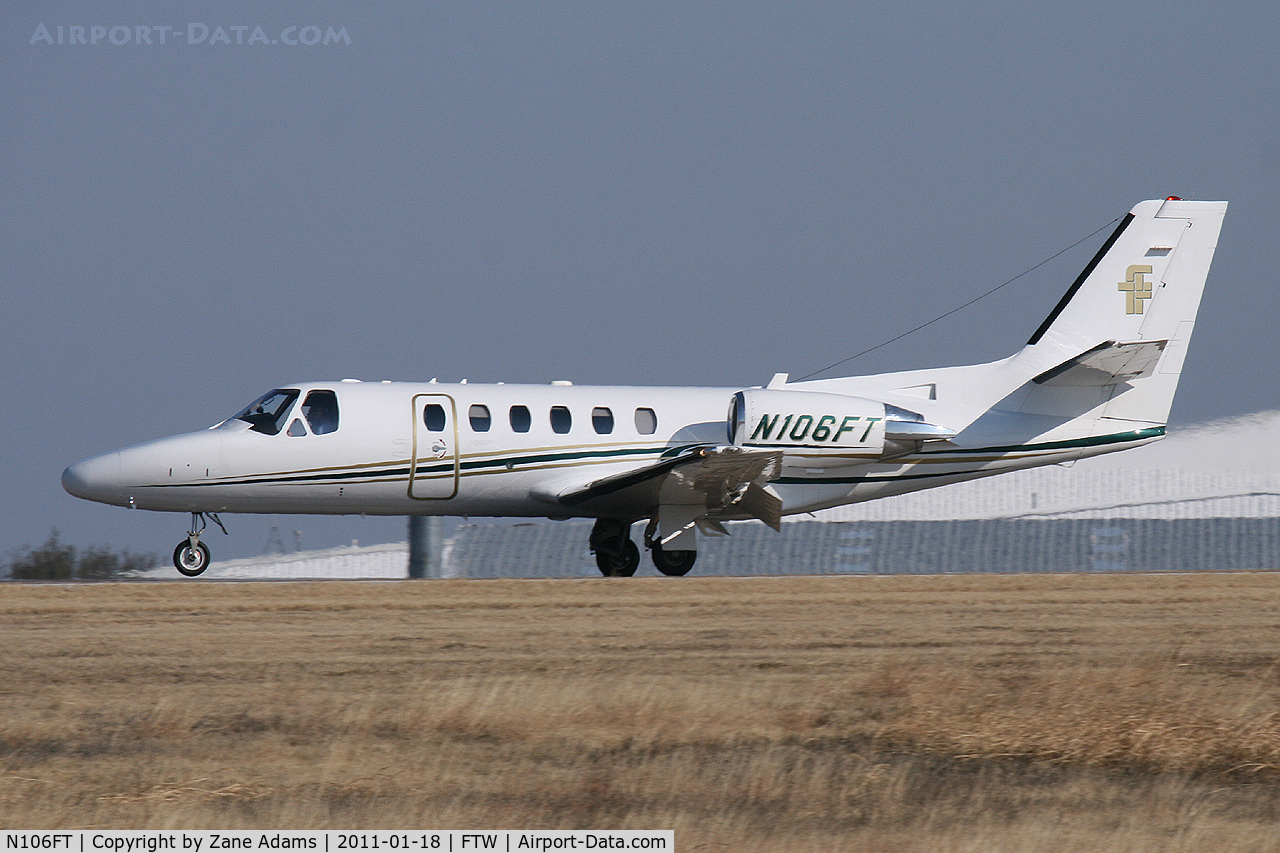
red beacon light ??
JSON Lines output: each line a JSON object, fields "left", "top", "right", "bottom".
{"left": 1166, "top": 196, "right": 1183, "bottom": 201}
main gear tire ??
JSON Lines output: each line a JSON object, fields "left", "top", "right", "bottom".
{"left": 652, "top": 544, "right": 697, "bottom": 576}
{"left": 595, "top": 537, "right": 640, "bottom": 577}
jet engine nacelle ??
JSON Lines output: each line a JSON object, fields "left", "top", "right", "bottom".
{"left": 728, "top": 389, "right": 888, "bottom": 464}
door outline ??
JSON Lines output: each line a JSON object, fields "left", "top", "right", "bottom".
{"left": 410, "top": 393, "right": 460, "bottom": 499}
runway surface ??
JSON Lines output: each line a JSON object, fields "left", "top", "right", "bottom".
{"left": 3, "top": 573, "right": 1279, "bottom": 851}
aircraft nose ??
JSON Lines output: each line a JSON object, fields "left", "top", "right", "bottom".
{"left": 61, "top": 452, "right": 124, "bottom": 505}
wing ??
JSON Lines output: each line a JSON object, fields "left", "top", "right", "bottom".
{"left": 532, "top": 445, "right": 784, "bottom": 529}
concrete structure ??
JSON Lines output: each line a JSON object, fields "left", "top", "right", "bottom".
{"left": 813, "top": 410, "right": 1280, "bottom": 521}
{"left": 127, "top": 516, "right": 1280, "bottom": 580}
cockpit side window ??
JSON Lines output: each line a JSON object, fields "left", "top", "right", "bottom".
{"left": 302, "top": 390, "right": 340, "bottom": 435}
{"left": 233, "top": 389, "right": 300, "bottom": 436}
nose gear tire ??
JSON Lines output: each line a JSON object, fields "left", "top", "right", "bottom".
{"left": 174, "top": 541, "right": 211, "bottom": 577}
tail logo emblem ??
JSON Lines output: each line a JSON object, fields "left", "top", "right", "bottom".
{"left": 1119, "top": 264, "right": 1154, "bottom": 314}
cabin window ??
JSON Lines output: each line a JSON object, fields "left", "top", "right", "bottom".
{"left": 469, "top": 404, "right": 492, "bottom": 432}
{"left": 423, "top": 403, "right": 447, "bottom": 432}
{"left": 301, "top": 390, "right": 339, "bottom": 435}
{"left": 550, "top": 406, "right": 572, "bottom": 434}
{"left": 635, "top": 407, "right": 657, "bottom": 435}
{"left": 592, "top": 407, "right": 614, "bottom": 434}
{"left": 510, "top": 405, "right": 531, "bottom": 433}
{"left": 233, "top": 389, "right": 300, "bottom": 436}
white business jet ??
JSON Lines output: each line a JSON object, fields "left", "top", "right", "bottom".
{"left": 63, "top": 198, "right": 1226, "bottom": 577}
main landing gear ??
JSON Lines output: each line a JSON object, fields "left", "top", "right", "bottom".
{"left": 589, "top": 518, "right": 698, "bottom": 577}
{"left": 643, "top": 518, "right": 697, "bottom": 576}
{"left": 590, "top": 518, "right": 640, "bottom": 577}
{"left": 650, "top": 543, "right": 697, "bottom": 577}
{"left": 173, "top": 512, "right": 226, "bottom": 577}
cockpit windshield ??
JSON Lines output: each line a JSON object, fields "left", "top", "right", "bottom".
{"left": 231, "top": 389, "right": 300, "bottom": 435}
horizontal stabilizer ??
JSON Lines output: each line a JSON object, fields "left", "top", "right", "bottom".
{"left": 1033, "top": 340, "right": 1168, "bottom": 387}
{"left": 884, "top": 420, "right": 957, "bottom": 440}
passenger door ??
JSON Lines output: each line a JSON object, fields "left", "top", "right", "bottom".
{"left": 410, "top": 394, "right": 460, "bottom": 499}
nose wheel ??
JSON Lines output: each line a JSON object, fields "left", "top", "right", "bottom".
{"left": 174, "top": 540, "right": 211, "bottom": 576}
{"left": 172, "top": 512, "right": 226, "bottom": 577}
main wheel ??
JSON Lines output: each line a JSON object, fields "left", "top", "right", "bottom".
{"left": 173, "top": 540, "right": 211, "bottom": 577}
{"left": 652, "top": 544, "right": 697, "bottom": 576}
{"left": 595, "top": 537, "right": 640, "bottom": 577}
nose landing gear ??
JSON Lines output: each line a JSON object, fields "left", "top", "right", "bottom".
{"left": 173, "top": 512, "right": 227, "bottom": 577}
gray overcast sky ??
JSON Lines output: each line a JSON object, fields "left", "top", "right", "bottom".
{"left": 2, "top": 2, "right": 1277, "bottom": 562}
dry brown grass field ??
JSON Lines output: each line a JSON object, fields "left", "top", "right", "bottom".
{"left": 2, "top": 572, "right": 1279, "bottom": 851}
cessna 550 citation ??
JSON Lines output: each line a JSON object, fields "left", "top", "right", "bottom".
{"left": 63, "top": 198, "right": 1226, "bottom": 577}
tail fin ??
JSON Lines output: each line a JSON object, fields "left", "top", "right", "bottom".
{"left": 1014, "top": 197, "right": 1227, "bottom": 427}
{"left": 795, "top": 198, "right": 1226, "bottom": 443}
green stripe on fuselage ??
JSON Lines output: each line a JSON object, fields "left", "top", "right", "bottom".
{"left": 773, "top": 428, "right": 1163, "bottom": 485}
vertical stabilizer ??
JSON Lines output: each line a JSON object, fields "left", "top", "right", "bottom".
{"left": 792, "top": 198, "right": 1226, "bottom": 444}
{"left": 1016, "top": 198, "right": 1227, "bottom": 427}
